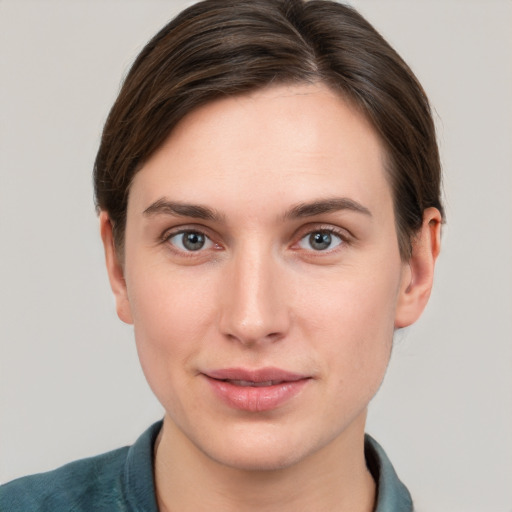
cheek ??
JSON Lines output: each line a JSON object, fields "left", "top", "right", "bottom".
{"left": 126, "top": 266, "right": 218, "bottom": 392}
{"left": 298, "top": 267, "right": 400, "bottom": 393}
{"left": 129, "top": 263, "right": 216, "bottom": 334}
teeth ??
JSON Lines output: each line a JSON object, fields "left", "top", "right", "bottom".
{"left": 229, "top": 380, "right": 279, "bottom": 387}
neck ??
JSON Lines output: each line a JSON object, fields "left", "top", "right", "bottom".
{"left": 154, "top": 414, "right": 376, "bottom": 512}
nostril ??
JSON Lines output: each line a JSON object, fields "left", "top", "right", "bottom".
{"left": 223, "top": 330, "right": 284, "bottom": 346}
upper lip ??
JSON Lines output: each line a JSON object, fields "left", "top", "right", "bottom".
{"left": 204, "top": 367, "right": 309, "bottom": 383}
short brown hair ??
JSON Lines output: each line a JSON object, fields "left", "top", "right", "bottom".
{"left": 94, "top": 0, "right": 444, "bottom": 259}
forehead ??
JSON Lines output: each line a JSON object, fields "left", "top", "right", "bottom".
{"left": 128, "top": 83, "right": 391, "bottom": 219}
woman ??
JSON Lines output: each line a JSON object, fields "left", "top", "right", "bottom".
{"left": 1, "top": 1, "right": 442, "bottom": 510}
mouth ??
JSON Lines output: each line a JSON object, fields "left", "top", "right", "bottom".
{"left": 226, "top": 379, "right": 286, "bottom": 387}
{"left": 202, "top": 367, "right": 311, "bottom": 412}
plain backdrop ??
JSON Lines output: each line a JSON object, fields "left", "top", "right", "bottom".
{"left": 1, "top": 1, "right": 511, "bottom": 511}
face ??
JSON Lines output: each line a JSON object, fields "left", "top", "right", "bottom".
{"left": 102, "top": 83, "right": 437, "bottom": 471}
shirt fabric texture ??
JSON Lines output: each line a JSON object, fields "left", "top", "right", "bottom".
{"left": 0, "top": 421, "right": 413, "bottom": 511}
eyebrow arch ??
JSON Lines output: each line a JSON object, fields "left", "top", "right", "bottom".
{"left": 143, "top": 198, "right": 223, "bottom": 222}
{"left": 284, "top": 197, "right": 372, "bottom": 219}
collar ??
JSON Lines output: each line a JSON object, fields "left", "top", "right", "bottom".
{"left": 123, "top": 422, "right": 412, "bottom": 512}
{"left": 365, "top": 434, "right": 413, "bottom": 511}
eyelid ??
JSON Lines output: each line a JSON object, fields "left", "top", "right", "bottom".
{"left": 161, "top": 224, "right": 214, "bottom": 242}
{"left": 292, "top": 223, "right": 352, "bottom": 243}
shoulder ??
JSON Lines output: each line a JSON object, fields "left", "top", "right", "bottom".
{"left": 0, "top": 421, "right": 162, "bottom": 512}
{"left": 0, "top": 446, "right": 129, "bottom": 512}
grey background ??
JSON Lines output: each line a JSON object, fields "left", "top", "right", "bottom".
{"left": 1, "top": 1, "right": 511, "bottom": 511}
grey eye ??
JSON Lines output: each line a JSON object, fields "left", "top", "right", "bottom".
{"left": 168, "top": 231, "right": 213, "bottom": 252}
{"left": 298, "top": 230, "right": 342, "bottom": 251}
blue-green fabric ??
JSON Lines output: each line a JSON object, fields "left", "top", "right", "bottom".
{"left": 0, "top": 422, "right": 412, "bottom": 511}
{"left": 365, "top": 435, "right": 414, "bottom": 511}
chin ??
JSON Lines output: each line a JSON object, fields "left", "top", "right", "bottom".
{"left": 192, "top": 420, "right": 333, "bottom": 473}
{"left": 209, "top": 442, "right": 307, "bottom": 473}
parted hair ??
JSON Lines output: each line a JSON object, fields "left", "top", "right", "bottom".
{"left": 94, "top": 0, "right": 443, "bottom": 259}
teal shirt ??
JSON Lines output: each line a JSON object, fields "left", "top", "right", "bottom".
{"left": 0, "top": 422, "right": 412, "bottom": 511}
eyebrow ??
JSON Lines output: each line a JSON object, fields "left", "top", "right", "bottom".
{"left": 142, "top": 196, "right": 371, "bottom": 222}
{"left": 143, "top": 198, "right": 223, "bottom": 221}
{"left": 284, "top": 197, "right": 372, "bottom": 219}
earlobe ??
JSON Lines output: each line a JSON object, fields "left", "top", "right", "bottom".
{"left": 394, "top": 207, "right": 442, "bottom": 328}
{"left": 99, "top": 212, "right": 134, "bottom": 325}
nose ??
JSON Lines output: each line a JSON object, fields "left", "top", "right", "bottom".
{"left": 218, "top": 243, "right": 291, "bottom": 347}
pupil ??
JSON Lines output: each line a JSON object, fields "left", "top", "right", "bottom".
{"left": 310, "top": 232, "right": 331, "bottom": 250}
{"left": 183, "top": 232, "right": 205, "bottom": 251}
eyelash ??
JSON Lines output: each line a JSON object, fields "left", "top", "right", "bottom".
{"left": 160, "top": 225, "right": 350, "bottom": 256}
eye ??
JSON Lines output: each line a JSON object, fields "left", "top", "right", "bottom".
{"left": 297, "top": 230, "right": 343, "bottom": 251}
{"left": 166, "top": 230, "right": 215, "bottom": 252}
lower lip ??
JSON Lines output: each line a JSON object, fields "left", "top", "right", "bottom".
{"left": 205, "top": 377, "right": 309, "bottom": 412}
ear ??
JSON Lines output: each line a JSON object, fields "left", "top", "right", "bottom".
{"left": 99, "top": 212, "right": 133, "bottom": 325}
{"left": 395, "top": 207, "right": 442, "bottom": 328}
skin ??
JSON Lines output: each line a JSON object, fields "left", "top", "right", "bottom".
{"left": 101, "top": 83, "right": 441, "bottom": 512}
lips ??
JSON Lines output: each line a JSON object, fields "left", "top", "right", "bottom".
{"left": 228, "top": 380, "right": 282, "bottom": 387}
{"left": 203, "top": 367, "right": 310, "bottom": 412}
